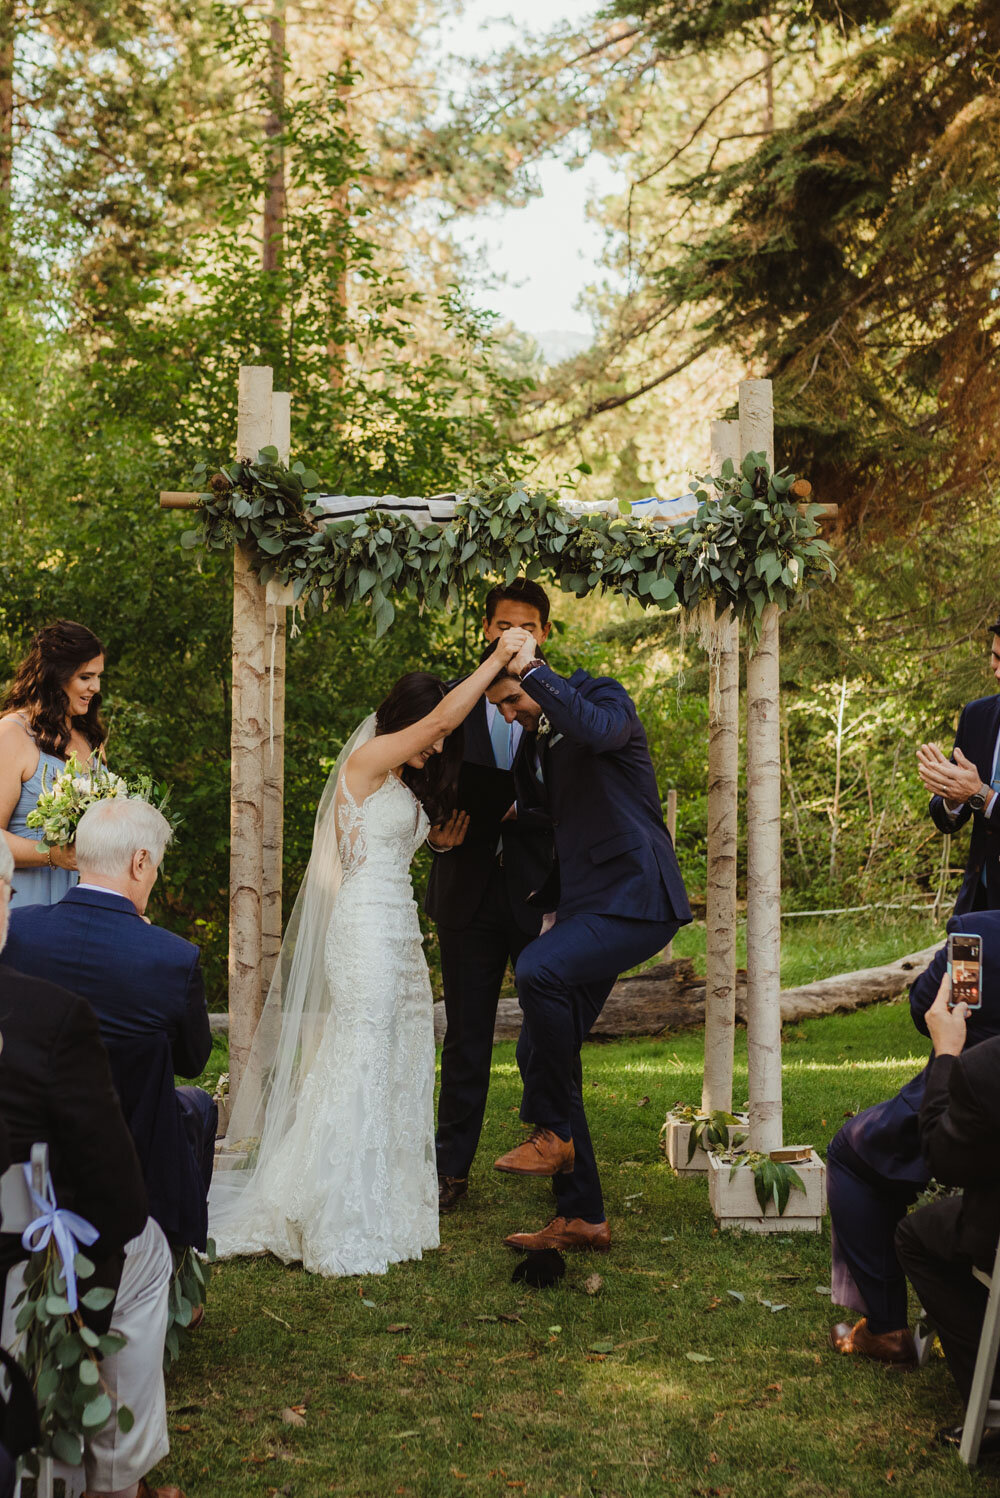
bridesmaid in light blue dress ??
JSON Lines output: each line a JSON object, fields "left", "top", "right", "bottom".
{"left": 0, "top": 621, "right": 107, "bottom": 909}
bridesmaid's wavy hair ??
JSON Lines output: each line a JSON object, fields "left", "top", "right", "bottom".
{"left": 375, "top": 671, "right": 462, "bottom": 826}
{"left": 2, "top": 620, "right": 107, "bottom": 757}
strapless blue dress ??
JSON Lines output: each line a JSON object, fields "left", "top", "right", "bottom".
{"left": 8, "top": 750, "right": 80, "bottom": 909}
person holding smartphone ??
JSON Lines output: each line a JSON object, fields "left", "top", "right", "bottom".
{"left": 827, "top": 909, "right": 1000, "bottom": 1370}
{"left": 917, "top": 615, "right": 1000, "bottom": 914}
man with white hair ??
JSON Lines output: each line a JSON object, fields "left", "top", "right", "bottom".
{"left": 4, "top": 798, "right": 216, "bottom": 1254}
{"left": 0, "top": 825, "right": 184, "bottom": 1497}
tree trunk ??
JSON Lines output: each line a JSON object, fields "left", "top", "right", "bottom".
{"left": 702, "top": 417, "right": 741, "bottom": 1114}
{"left": 229, "top": 366, "right": 272, "bottom": 1102}
{"left": 263, "top": 0, "right": 286, "bottom": 277}
{"left": 829, "top": 675, "right": 847, "bottom": 881}
{"left": 740, "top": 378, "right": 783, "bottom": 1153}
{"left": 0, "top": 0, "right": 15, "bottom": 230}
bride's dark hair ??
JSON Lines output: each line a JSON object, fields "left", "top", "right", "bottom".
{"left": 2, "top": 619, "right": 107, "bottom": 757}
{"left": 375, "top": 671, "right": 463, "bottom": 826}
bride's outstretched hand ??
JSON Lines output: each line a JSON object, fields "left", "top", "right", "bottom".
{"left": 493, "top": 627, "right": 530, "bottom": 668}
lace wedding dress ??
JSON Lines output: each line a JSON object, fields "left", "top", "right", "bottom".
{"left": 210, "top": 770, "right": 439, "bottom": 1277}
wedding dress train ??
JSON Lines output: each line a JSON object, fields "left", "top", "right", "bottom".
{"left": 210, "top": 770, "right": 439, "bottom": 1277}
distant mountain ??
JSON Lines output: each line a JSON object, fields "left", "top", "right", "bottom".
{"left": 531, "top": 328, "right": 592, "bottom": 366}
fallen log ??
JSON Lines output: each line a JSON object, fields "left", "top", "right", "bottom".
{"left": 209, "top": 944, "right": 940, "bottom": 1042}
{"left": 429, "top": 945, "right": 939, "bottom": 1044}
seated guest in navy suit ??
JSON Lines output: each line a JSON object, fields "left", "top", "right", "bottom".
{"left": 0, "top": 826, "right": 183, "bottom": 1498}
{"left": 827, "top": 908, "right": 1000, "bottom": 1368}
{"left": 917, "top": 616, "right": 1000, "bottom": 914}
{"left": 4, "top": 796, "right": 216, "bottom": 1252}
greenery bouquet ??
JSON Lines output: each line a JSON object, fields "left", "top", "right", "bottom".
{"left": 25, "top": 754, "right": 169, "bottom": 847}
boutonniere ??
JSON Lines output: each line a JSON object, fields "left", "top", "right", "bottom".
{"left": 537, "top": 713, "right": 552, "bottom": 738}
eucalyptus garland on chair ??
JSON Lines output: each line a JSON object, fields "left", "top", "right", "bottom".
{"left": 12, "top": 1242, "right": 132, "bottom": 1474}
{"left": 183, "top": 451, "right": 835, "bottom": 639}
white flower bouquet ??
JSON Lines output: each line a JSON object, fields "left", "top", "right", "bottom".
{"left": 25, "top": 754, "right": 167, "bottom": 847}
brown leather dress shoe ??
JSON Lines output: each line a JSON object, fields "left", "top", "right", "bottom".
{"left": 133, "top": 1481, "right": 188, "bottom": 1498}
{"left": 829, "top": 1318, "right": 917, "bottom": 1369}
{"left": 494, "top": 1128, "right": 575, "bottom": 1177}
{"left": 504, "top": 1216, "right": 611, "bottom": 1252}
{"left": 438, "top": 1175, "right": 468, "bottom": 1213}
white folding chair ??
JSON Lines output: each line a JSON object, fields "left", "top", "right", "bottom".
{"left": 958, "top": 1232, "right": 1000, "bottom": 1466}
{"left": 0, "top": 1144, "right": 87, "bottom": 1498}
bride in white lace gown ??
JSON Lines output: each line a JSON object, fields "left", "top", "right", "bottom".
{"left": 209, "top": 634, "right": 525, "bottom": 1277}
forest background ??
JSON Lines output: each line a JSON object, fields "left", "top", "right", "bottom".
{"left": 1, "top": 0, "right": 997, "bottom": 1006}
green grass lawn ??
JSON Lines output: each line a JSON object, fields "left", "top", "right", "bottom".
{"left": 157, "top": 988, "right": 1000, "bottom": 1498}
{"left": 670, "top": 910, "right": 944, "bottom": 989}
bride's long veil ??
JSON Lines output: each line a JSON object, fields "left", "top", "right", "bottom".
{"left": 210, "top": 713, "right": 377, "bottom": 1230}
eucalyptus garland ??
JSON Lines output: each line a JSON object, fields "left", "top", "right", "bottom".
{"left": 12, "top": 1243, "right": 131, "bottom": 1473}
{"left": 184, "top": 450, "right": 835, "bottom": 641}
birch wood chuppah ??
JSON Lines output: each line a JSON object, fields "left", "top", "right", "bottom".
{"left": 159, "top": 364, "right": 836, "bottom": 1228}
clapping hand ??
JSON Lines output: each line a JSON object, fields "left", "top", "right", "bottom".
{"left": 925, "top": 971, "right": 970, "bottom": 1058}
{"left": 916, "top": 742, "right": 982, "bottom": 803}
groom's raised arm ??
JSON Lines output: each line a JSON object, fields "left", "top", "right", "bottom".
{"left": 518, "top": 664, "right": 635, "bottom": 753}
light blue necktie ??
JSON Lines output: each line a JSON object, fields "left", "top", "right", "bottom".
{"left": 490, "top": 709, "right": 513, "bottom": 770}
{"left": 980, "top": 727, "right": 1000, "bottom": 888}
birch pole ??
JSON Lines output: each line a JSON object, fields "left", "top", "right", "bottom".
{"left": 261, "top": 391, "right": 291, "bottom": 1004}
{"left": 740, "top": 378, "right": 783, "bottom": 1152}
{"left": 701, "top": 419, "right": 741, "bottom": 1114}
{"left": 229, "top": 365, "right": 272, "bottom": 1101}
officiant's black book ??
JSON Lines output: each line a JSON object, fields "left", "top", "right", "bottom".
{"left": 456, "top": 762, "right": 516, "bottom": 839}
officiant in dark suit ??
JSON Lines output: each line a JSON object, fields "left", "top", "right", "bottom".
{"left": 918, "top": 616, "right": 1000, "bottom": 914}
{"left": 427, "top": 580, "right": 555, "bottom": 1212}
{"left": 485, "top": 635, "right": 691, "bottom": 1251}
{"left": 4, "top": 795, "right": 216, "bottom": 1252}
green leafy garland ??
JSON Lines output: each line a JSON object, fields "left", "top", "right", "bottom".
{"left": 184, "top": 449, "right": 835, "bottom": 640}
{"left": 12, "top": 1243, "right": 132, "bottom": 1473}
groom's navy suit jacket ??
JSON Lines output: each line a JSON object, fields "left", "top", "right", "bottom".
{"left": 928, "top": 693, "right": 1000, "bottom": 914}
{"left": 515, "top": 665, "right": 692, "bottom": 924}
{"left": 5, "top": 887, "right": 212, "bottom": 1247}
{"left": 836, "top": 909, "right": 1000, "bottom": 1184}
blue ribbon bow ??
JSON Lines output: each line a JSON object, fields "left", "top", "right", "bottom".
{"left": 21, "top": 1165, "right": 100, "bottom": 1312}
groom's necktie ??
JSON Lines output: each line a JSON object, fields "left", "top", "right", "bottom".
{"left": 490, "top": 710, "right": 514, "bottom": 771}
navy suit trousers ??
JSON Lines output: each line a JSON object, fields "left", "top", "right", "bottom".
{"left": 176, "top": 1085, "right": 218, "bottom": 1195}
{"left": 826, "top": 1130, "right": 921, "bottom": 1334}
{"left": 514, "top": 913, "right": 678, "bottom": 1222}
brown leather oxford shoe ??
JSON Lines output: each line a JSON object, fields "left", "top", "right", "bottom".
{"left": 494, "top": 1127, "right": 575, "bottom": 1177}
{"left": 504, "top": 1216, "right": 611, "bottom": 1252}
{"left": 829, "top": 1318, "right": 917, "bottom": 1369}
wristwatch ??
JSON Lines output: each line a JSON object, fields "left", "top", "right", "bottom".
{"left": 519, "top": 659, "right": 544, "bottom": 680}
{"left": 968, "top": 783, "right": 992, "bottom": 812}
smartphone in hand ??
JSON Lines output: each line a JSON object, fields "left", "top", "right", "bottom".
{"left": 947, "top": 931, "right": 983, "bottom": 1011}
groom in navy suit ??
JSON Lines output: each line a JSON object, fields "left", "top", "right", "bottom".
{"left": 5, "top": 795, "right": 216, "bottom": 1252}
{"left": 918, "top": 616, "right": 1000, "bottom": 914}
{"left": 485, "top": 630, "right": 691, "bottom": 1251}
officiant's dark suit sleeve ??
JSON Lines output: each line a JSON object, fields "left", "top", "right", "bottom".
{"left": 0, "top": 963, "right": 148, "bottom": 1329}
{"left": 927, "top": 695, "right": 1000, "bottom": 913}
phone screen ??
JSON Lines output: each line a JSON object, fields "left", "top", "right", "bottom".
{"left": 948, "top": 932, "right": 983, "bottom": 1010}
